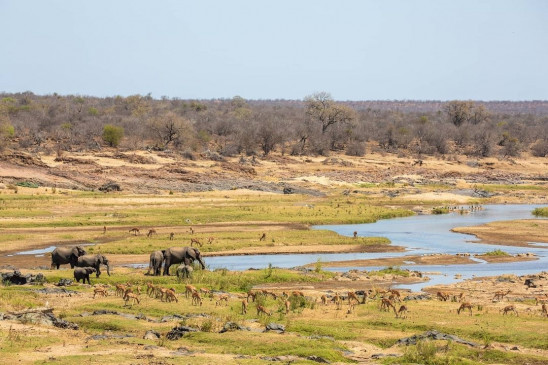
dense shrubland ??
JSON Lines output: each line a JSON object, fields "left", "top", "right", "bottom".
{"left": 1, "top": 92, "right": 547, "bottom": 158}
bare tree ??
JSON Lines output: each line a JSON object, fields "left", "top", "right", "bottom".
{"left": 305, "top": 92, "right": 355, "bottom": 134}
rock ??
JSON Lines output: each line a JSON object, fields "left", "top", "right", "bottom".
{"left": 98, "top": 182, "right": 121, "bottom": 192}
{"left": 283, "top": 187, "right": 294, "bottom": 194}
{"left": 166, "top": 325, "right": 199, "bottom": 340}
{"left": 404, "top": 294, "right": 431, "bottom": 301}
{"left": 524, "top": 278, "right": 537, "bottom": 288}
{"left": 87, "top": 333, "right": 134, "bottom": 341}
{"left": 511, "top": 346, "right": 520, "bottom": 351}
{"left": 1, "top": 270, "right": 46, "bottom": 285}
{"left": 55, "top": 278, "right": 73, "bottom": 286}
{"left": 307, "top": 355, "right": 331, "bottom": 363}
{"left": 219, "top": 322, "right": 250, "bottom": 333}
{"left": 371, "top": 353, "right": 399, "bottom": 359}
{"left": 143, "top": 330, "right": 161, "bottom": 340}
{"left": 396, "top": 330, "right": 479, "bottom": 347}
{"left": 1, "top": 308, "right": 78, "bottom": 330}
{"left": 265, "top": 323, "right": 285, "bottom": 333}
{"left": 33, "top": 287, "right": 78, "bottom": 295}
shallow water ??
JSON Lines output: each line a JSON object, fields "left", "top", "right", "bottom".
{"left": 202, "top": 204, "right": 547, "bottom": 290}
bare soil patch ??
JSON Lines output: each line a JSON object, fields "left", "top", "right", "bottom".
{"left": 452, "top": 219, "right": 548, "bottom": 247}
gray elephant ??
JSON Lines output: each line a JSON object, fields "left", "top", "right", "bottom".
{"left": 51, "top": 246, "right": 87, "bottom": 269}
{"left": 176, "top": 264, "right": 193, "bottom": 280}
{"left": 163, "top": 246, "right": 205, "bottom": 276}
{"left": 74, "top": 267, "right": 96, "bottom": 284}
{"left": 146, "top": 250, "right": 165, "bottom": 276}
{"left": 76, "top": 254, "right": 111, "bottom": 277}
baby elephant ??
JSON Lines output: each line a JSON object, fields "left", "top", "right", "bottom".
{"left": 74, "top": 267, "right": 97, "bottom": 285}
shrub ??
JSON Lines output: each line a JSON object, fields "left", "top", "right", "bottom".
{"left": 345, "top": 141, "right": 366, "bottom": 156}
{"left": 102, "top": 125, "right": 124, "bottom": 147}
{"left": 532, "top": 207, "right": 548, "bottom": 217}
{"left": 483, "top": 249, "right": 509, "bottom": 256}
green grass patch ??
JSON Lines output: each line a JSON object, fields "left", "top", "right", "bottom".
{"left": 482, "top": 249, "right": 509, "bottom": 256}
{"left": 532, "top": 207, "right": 548, "bottom": 217}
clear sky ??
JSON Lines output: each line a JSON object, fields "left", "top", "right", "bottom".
{"left": 1, "top": 0, "right": 547, "bottom": 100}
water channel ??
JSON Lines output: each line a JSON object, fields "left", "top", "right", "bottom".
{"left": 204, "top": 204, "right": 548, "bottom": 290}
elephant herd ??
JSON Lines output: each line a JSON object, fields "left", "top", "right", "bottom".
{"left": 147, "top": 246, "right": 206, "bottom": 277}
{"left": 50, "top": 245, "right": 205, "bottom": 283}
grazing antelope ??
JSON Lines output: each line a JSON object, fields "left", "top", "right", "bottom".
{"left": 493, "top": 290, "right": 510, "bottom": 301}
{"left": 292, "top": 290, "right": 305, "bottom": 297}
{"left": 500, "top": 305, "right": 518, "bottom": 316}
{"left": 452, "top": 292, "right": 465, "bottom": 302}
{"left": 154, "top": 286, "right": 165, "bottom": 299}
{"left": 200, "top": 287, "right": 212, "bottom": 299}
{"left": 124, "top": 286, "right": 141, "bottom": 300}
{"left": 93, "top": 287, "right": 108, "bottom": 298}
{"left": 397, "top": 305, "right": 408, "bottom": 318}
{"left": 259, "top": 233, "right": 266, "bottom": 241}
{"left": 124, "top": 292, "right": 140, "bottom": 307}
{"left": 164, "top": 288, "right": 178, "bottom": 303}
{"left": 169, "top": 232, "right": 175, "bottom": 240}
{"left": 347, "top": 291, "right": 360, "bottom": 304}
{"left": 256, "top": 304, "right": 272, "bottom": 316}
{"left": 190, "top": 238, "right": 202, "bottom": 247}
{"left": 380, "top": 298, "right": 396, "bottom": 314}
{"left": 347, "top": 300, "right": 357, "bottom": 314}
{"left": 457, "top": 302, "right": 473, "bottom": 315}
{"left": 147, "top": 229, "right": 157, "bottom": 237}
{"left": 241, "top": 298, "right": 248, "bottom": 314}
{"left": 192, "top": 291, "right": 203, "bottom": 306}
{"left": 129, "top": 227, "right": 140, "bottom": 236}
{"left": 146, "top": 282, "right": 156, "bottom": 297}
{"left": 389, "top": 289, "right": 401, "bottom": 300}
{"left": 333, "top": 292, "right": 342, "bottom": 310}
{"left": 284, "top": 300, "right": 291, "bottom": 314}
{"left": 437, "top": 291, "right": 450, "bottom": 301}
{"left": 115, "top": 283, "right": 128, "bottom": 297}
{"left": 207, "top": 237, "right": 214, "bottom": 244}
{"left": 216, "top": 294, "right": 230, "bottom": 306}
{"left": 247, "top": 290, "right": 257, "bottom": 302}
{"left": 185, "top": 285, "right": 197, "bottom": 298}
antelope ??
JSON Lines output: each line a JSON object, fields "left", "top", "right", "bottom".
{"left": 259, "top": 233, "right": 266, "bottom": 241}
{"left": 124, "top": 286, "right": 141, "bottom": 300}
{"left": 320, "top": 294, "right": 328, "bottom": 306}
{"left": 124, "top": 292, "right": 140, "bottom": 307}
{"left": 493, "top": 290, "right": 510, "bottom": 301}
{"left": 397, "top": 305, "right": 408, "bottom": 318}
{"left": 185, "top": 285, "right": 197, "bottom": 298}
{"left": 93, "top": 287, "right": 108, "bottom": 298}
{"left": 146, "top": 282, "right": 156, "bottom": 297}
{"left": 146, "top": 229, "right": 157, "bottom": 237}
{"left": 284, "top": 300, "right": 291, "bottom": 314}
{"left": 389, "top": 289, "right": 401, "bottom": 300}
{"left": 256, "top": 304, "right": 272, "bottom": 316}
{"left": 155, "top": 286, "right": 166, "bottom": 299}
{"left": 542, "top": 303, "right": 547, "bottom": 317}
{"left": 347, "top": 291, "right": 360, "bottom": 304}
{"left": 292, "top": 290, "right": 305, "bottom": 297}
{"left": 129, "top": 227, "right": 140, "bottom": 236}
{"left": 380, "top": 298, "right": 396, "bottom": 314}
{"left": 190, "top": 238, "right": 202, "bottom": 247}
{"left": 200, "top": 287, "right": 212, "bottom": 299}
{"left": 437, "top": 291, "right": 450, "bottom": 301}
{"left": 500, "top": 305, "right": 518, "bottom": 316}
{"left": 189, "top": 226, "right": 194, "bottom": 234}
{"left": 347, "top": 300, "right": 357, "bottom": 314}
{"left": 169, "top": 232, "right": 174, "bottom": 240}
{"left": 457, "top": 302, "right": 473, "bottom": 316}
{"left": 333, "top": 292, "right": 342, "bottom": 310}
{"left": 191, "top": 291, "right": 203, "bottom": 306}
{"left": 247, "top": 290, "right": 257, "bottom": 302}
{"left": 207, "top": 237, "right": 214, "bottom": 244}
{"left": 103, "top": 226, "right": 107, "bottom": 234}
{"left": 216, "top": 294, "right": 230, "bottom": 306}
{"left": 452, "top": 292, "right": 465, "bottom": 302}
{"left": 115, "top": 283, "right": 128, "bottom": 297}
{"left": 164, "top": 288, "right": 178, "bottom": 303}
{"left": 241, "top": 298, "right": 248, "bottom": 314}
{"left": 534, "top": 295, "right": 548, "bottom": 305}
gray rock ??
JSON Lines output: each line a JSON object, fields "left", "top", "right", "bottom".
{"left": 307, "top": 355, "right": 331, "bottom": 363}
{"left": 143, "top": 330, "right": 161, "bottom": 340}
{"left": 397, "top": 330, "right": 479, "bottom": 347}
{"left": 266, "top": 323, "right": 285, "bottom": 332}
{"left": 166, "top": 325, "right": 199, "bottom": 340}
{"left": 219, "top": 321, "right": 250, "bottom": 333}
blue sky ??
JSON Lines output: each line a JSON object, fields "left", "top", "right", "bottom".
{"left": 1, "top": 0, "right": 547, "bottom": 100}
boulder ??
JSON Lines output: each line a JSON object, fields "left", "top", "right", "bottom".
{"left": 143, "top": 330, "right": 161, "bottom": 340}
{"left": 166, "top": 325, "right": 199, "bottom": 340}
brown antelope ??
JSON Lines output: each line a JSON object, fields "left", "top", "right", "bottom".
{"left": 292, "top": 290, "right": 305, "bottom": 297}
{"left": 493, "top": 290, "right": 510, "bottom": 301}
{"left": 452, "top": 292, "right": 465, "bottom": 302}
{"left": 500, "top": 305, "right": 518, "bottom": 316}
{"left": 284, "top": 300, "right": 291, "bottom": 314}
{"left": 259, "top": 233, "right": 266, "bottom": 241}
{"left": 389, "top": 289, "right": 401, "bottom": 300}
{"left": 190, "top": 238, "right": 202, "bottom": 247}
{"left": 542, "top": 303, "right": 547, "bottom": 317}
{"left": 380, "top": 298, "right": 396, "bottom": 314}
{"left": 93, "top": 287, "right": 108, "bottom": 298}
{"left": 247, "top": 290, "right": 257, "bottom": 302}
{"left": 397, "top": 305, "right": 408, "bottom": 318}
{"left": 124, "top": 286, "right": 141, "bottom": 300}
{"left": 320, "top": 295, "right": 328, "bottom": 306}
{"left": 347, "top": 300, "right": 357, "bottom": 314}
{"left": 115, "top": 283, "right": 128, "bottom": 297}
{"left": 457, "top": 302, "right": 473, "bottom": 315}
{"left": 124, "top": 292, "right": 140, "bottom": 307}
{"left": 164, "top": 288, "right": 178, "bottom": 303}
{"left": 216, "top": 294, "right": 230, "bottom": 306}
{"left": 129, "top": 227, "right": 140, "bottom": 236}
{"left": 534, "top": 295, "right": 548, "bottom": 305}
{"left": 241, "top": 298, "right": 248, "bottom": 314}
{"left": 437, "top": 291, "right": 450, "bottom": 301}
{"left": 256, "top": 304, "right": 272, "bottom": 316}
{"left": 347, "top": 291, "right": 360, "bottom": 304}
{"left": 146, "top": 229, "right": 157, "bottom": 237}
{"left": 185, "top": 285, "right": 197, "bottom": 298}
{"left": 146, "top": 282, "right": 156, "bottom": 297}
{"left": 200, "top": 287, "right": 212, "bottom": 299}
{"left": 154, "top": 286, "right": 165, "bottom": 299}
{"left": 207, "top": 237, "right": 214, "bottom": 244}
{"left": 192, "top": 291, "right": 203, "bottom": 306}
{"left": 333, "top": 292, "right": 342, "bottom": 310}
{"left": 189, "top": 226, "right": 194, "bottom": 234}
{"left": 169, "top": 232, "right": 175, "bottom": 240}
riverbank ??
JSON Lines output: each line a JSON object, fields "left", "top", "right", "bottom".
{"left": 452, "top": 219, "right": 548, "bottom": 247}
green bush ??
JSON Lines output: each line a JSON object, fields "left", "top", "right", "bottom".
{"left": 532, "top": 207, "right": 548, "bottom": 217}
{"left": 482, "top": 249, "right": 509, "bottom": 256}
{"left": 102, "top": 124, "right": 124, "bottom": 147}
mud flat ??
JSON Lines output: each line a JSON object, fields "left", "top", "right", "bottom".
{"left": 452, "top": 219, "right": 548, "bottom": 247}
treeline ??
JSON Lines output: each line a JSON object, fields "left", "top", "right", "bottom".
{"left": 1, "top": 91, "right": 547, "bottom": 158}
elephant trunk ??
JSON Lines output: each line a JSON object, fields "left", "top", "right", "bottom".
{"left": 106, "top": 263, "right": 111, "bottom": 276}
{"left": 198, "top": 257, "right": 206, "bottom": 270}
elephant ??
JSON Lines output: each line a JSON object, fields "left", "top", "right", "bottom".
{"left": 176, "top": 264, "right": 193, "bottom": 280}
{"left": 51, "top": 246, "right": 87, "bottom": 269}
{"left": 76, "top": 254, "right": 111, "bottom": 277}
{"left": 74, "top": 267, "right": 96, "bottom": 285}
{"left": 163, "top": 246, "right": 205, "bottom": 276}
{"left": 146, "top": 250, "right": 165, "bottom": 276}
